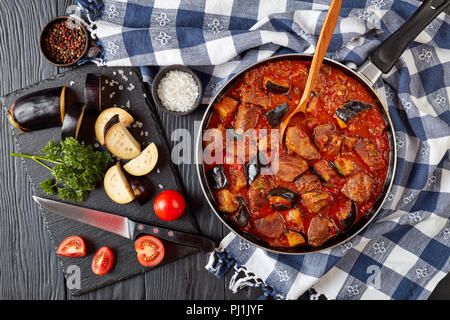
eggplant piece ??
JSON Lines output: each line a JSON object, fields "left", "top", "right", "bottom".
{"left": 245, "top": 162, "right": 259, "bottom": 185}
{"left": 84, "top": 73, "right": 102, "bottom": 113}
{"left": 7, "top": 86, "right": 75, "bottom": 132}
{"left": 264, "top": 77, "right": 290, "bottom": 93}
{"left": 311, "top": 160, "right": 335, "bottom": 183}
{"left": 232, "top": 205, "right": 251, "bottom": 228}
{"left": 216, "top": 189, "right": 238, "bottom": 213}
{"left": 335, "top": 199, "right": 357, "bottom": 229}
{"left": 264, "top": 102, "right": 289, "bottom": 127}
{"left": 123, "top": 143, "right": 158, "bottom": 176}
{"left": 104, "top": 114, "right": 141, "bottom": 159}
{"left": 95, "top": 107, "right": 134, "bottom": 145}
{"left": 207, "top": 165, "right": 228, "bottom": 190}
{"left": 335, "top": 100, "right": 372, "bottom": 123}
{"left": 213, "top": 96, "right": 239, "bottom": 121}
{"left": 129, "top": 177, "right": 152, "bottom": 205}
{"left": 61, "top": 102, "right": 86, "bottom": 140}
{"left": 267, "top": 187, "right": 298, "bottom": 210}
{"left": 329, "top": 157, "right": 355, "bottom": 177}
{"left": 285, "top": 230, "right": 306, "bottom": 247}
{"left": 104, "top": 162, "right": 135, "bottom": 204}
{"left": 245, "top": 154, "right": 269, "bottom": 185}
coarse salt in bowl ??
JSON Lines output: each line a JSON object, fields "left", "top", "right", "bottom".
{"left": 152, "top": 65, "right": 203, "bottom": 116}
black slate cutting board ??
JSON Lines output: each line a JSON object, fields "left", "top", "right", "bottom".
{"left": 1, "top": 63, "right": 202, "bottom": 295}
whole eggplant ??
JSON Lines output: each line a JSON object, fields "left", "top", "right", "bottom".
{"left": 8, "top": 86, "right": 74, "bottom": 132}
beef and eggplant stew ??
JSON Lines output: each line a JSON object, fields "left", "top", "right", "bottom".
{"left": 203, "top": 59, "right": 390, "bottom": 248}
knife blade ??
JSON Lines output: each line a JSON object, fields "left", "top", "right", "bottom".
{"left": 33, "top": 196, "right": 216, "bottom": 252}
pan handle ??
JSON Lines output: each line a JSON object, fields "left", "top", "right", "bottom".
{"left": 369, "top": 0, "right": 449, "bottom": 74}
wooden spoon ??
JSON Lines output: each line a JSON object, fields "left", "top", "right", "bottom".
{"left": 280, "top": 0, "right": 342, "bottom": 139}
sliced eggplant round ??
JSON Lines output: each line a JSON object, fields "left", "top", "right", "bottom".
{"left": 7, "top": 86, "right": 75, "bottom": 132}
{"left": 123, "top": 142, "right": 158, "bottom": 176}
{"left": 104, "top": 162, "right": 135, "bottom": 204}
{"left": 129, "top": 177, "right": 152, "bottom": 205}
{"left": 267, "top": 187, "right": 298, "bottom": 210}
{"left": 61, "top": 102, "right": 86, "bottom": 140}
{"left": 84, "top": 73, "right": 102, "bottom": 113}
{"left": 335, "top": 100, "right": 372, "bottom": 123}
{"left": 207, "top": 165, "right": 228, "bottom": 190}
{"left": 94, "top": 107, "right": 134, "bottom": 145}
{"left": 104, "top": 115, "right": 141, "bottom": 160}
{"left": 264, "top": 102, "right": 289, "bottom": 127}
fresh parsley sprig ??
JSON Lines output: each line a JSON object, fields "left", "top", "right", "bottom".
{"left": 11, "top": 137, "right": 111, "bottom": 202}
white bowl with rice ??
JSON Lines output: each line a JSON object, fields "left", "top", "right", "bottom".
{"left": 151, "top": 65, "right": 203, "bottom": 116}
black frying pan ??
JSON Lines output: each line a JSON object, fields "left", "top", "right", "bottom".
{"left": 196, "top": 0, "right": 450, "bottom": 254}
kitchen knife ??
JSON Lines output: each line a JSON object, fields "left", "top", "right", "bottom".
{"left": 33, "top": 196, "right": 216, "bottom": 252}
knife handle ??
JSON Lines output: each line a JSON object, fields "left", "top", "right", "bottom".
{"left": 128, "top": 220, "right": 217, "bottom": 252}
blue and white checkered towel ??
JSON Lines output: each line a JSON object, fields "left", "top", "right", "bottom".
{"left": 76, "top": 0, "right": 450, "bottom": 300}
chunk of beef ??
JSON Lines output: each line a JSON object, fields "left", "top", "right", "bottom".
{"left": 273, "top": 154, "right": 308, "bottom": 182}
{"left": 341, "top": 171, "right": 375, "bottom": 203}
{"left": 295, "top": 172, "right": 321, "bottom": 193}
{"left": 224, "top": 135, "right": 258, "bottom": 165}
{"left": 213, "top": 96, "right": 239, "bottom": 121}
{"left": 226, "top": 164, "right": 247, "bottom": 192}
{"left": 307, "top": 216, "right": 334, "bottom": 247}
{"left": 253, "top": 213, "right": 285, "bottom": 239}
{"left": 216, "top": 189, "right": 238, "bottom": 213}
{"left": 234, "top": 103, "right": 261, "bottom": 133}
{"left": 203, "top": 123, "right": 226, "bottom": 151}
{"left": 240, "top": 85, "right": 270, "bottom": 109}
{"left": 301, "top": 190, "right": 331, "bottom": 213}
{"left": 249, "top": 175, "right": 271, "bottom": 212}
{"left": 313, "top": 123, "right": 342, "bottom": 155}
{"left": 341, "top": 135, "right": 357, "bottom": 152}
{"left": 354, "top": 139, "right": 386, "bottom": 171}
{"left": 285, "top": 126, "right": 320, "bottom": 160}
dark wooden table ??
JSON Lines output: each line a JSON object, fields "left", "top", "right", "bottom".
{"left": 0, "top": 0, "right": 448, "bottom": 300}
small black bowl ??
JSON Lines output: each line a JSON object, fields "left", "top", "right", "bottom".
{"left": 39, "top": 16, "right": 89, "bottom": 67}
{"left": 151, "top": 65, "right": 203, "bottom": 116}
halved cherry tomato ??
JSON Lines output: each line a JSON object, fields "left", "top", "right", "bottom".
{"left": 91, "top": 247, "right": 114, "bottom": 276}
{"left": 135, "top": 235, "right": 165, "bottom": 267}
{"left": 153, "top": 190, "right": 186, "bottom": 221}
{"left": 56, "top": 236, "right": 86, "bottom": 257}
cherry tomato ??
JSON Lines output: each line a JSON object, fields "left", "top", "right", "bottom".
{"left": 56, "top": 236, "right": 86, "bottom": 257}
{"left": 153, "top": 190, "right": 186, "bottom": 221}
{"left": 135, "top": 235, "right": 165, "bottom": 267}
{"left": 91, "top": 247, "right": 114, "bottom": 276}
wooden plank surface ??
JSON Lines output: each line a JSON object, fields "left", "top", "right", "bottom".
{"left": 0, "top": 0, "right": 447, "bottom": 300}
